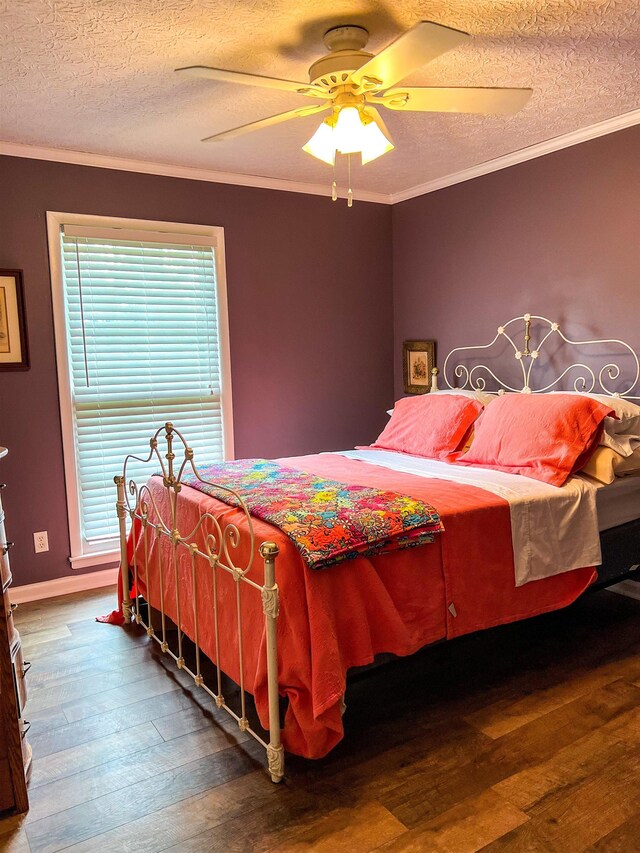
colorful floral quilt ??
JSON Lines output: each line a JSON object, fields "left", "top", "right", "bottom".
{"left": 182, "top": 459, "right": 444, "bottom": 570}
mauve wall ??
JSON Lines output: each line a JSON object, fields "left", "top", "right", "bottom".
{"left": 392, "top": 124, "right": 640, "bottom": 397}
{"left": 0, "top": 156, "right": 393, "bottom": 585}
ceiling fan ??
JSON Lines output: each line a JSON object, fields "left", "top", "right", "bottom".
{"left": 176, "top": 21, "right": 532, "bottom": 204}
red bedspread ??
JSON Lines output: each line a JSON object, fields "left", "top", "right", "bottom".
{"left": 130, "top": 453, "right": 596, "bottom": 759}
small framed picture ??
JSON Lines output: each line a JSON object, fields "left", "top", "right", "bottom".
{"left": 403, "top": 339, "right": 436, "bottom": 394}
{"left": 0, "top": 270, "right": 29, "bottom": 370}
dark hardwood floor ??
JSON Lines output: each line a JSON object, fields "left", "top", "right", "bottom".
{"left": 1, "top": 584, "right": 640, "bottom": 852}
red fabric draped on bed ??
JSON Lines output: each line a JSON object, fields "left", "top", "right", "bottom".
{"left": 128, "top": 453, "right": 595, "bottom": 759}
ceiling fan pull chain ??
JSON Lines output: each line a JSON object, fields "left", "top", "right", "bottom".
{"left": 331, "top": 159, "right": 338, "bottom": 202}
{"left": 347, "top": 154, "right": 353, "bottom": 208}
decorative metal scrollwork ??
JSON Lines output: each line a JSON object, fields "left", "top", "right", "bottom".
{"left": 261, "top": 585, "right": 280, "bottom": 619}
{"left": 443, "top": 314, "right": 639, "bottom": 400}
{"left": 115, "top": 422, "right": 285, "bottom": 783}
{"left": 119, "top": 423, "right": 256, "bottom": 576}
{"left": 267, "top": 743, "right": 285, "bottom": 782}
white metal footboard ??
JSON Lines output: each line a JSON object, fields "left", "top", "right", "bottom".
{"left": 114, "top": 422, "right": 285, "bottom": 783}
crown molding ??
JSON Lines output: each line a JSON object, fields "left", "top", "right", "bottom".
{"left": 2, "top": 107, "right": 640, "bottom": 206}
{"left": 389, "top": 107, "right": 640, "bottom": 204}
{"left": 0, "top": 140, "right": 390, "bottom": 204}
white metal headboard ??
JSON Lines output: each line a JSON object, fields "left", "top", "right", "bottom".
{"left": 440, "top": 314, "right": 640, "bottom": 400}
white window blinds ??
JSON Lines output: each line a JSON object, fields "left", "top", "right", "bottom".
{"left": 59, "top": 229, "right": 228, "bottom": 550}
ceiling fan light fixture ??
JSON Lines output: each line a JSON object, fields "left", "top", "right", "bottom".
{"left": 360, "top": 116, "right": 394, "bottom": 164}
{"left": 302, "top": 105, "right": 394, "bottom": 166}
{"left": 332, "top": 106, "right": 367, "bottom": 154}
{"left": 302, "top": 120, "right": 336, "bottom": 165}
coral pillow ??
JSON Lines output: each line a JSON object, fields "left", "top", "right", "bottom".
{"left": 551, "top": 392, "right": 640, "bottom": 457}
{"left": 369, "top": 394, "right": 483, "bottom": 460}
{"left": 456, "top": 393, "right": 615, "bottom": 486}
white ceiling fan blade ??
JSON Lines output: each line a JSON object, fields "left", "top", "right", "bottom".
{"left": 202, "top": 104, "right": 329, "bottom": 142}
{"left": 351, "top": 21, "right": 470, "bottom": 91}
{"left": 376, "top": 86, "right": 532, "bottom": 115}
{"left": 176, "top": 66, "right": 328, "bottom": 98}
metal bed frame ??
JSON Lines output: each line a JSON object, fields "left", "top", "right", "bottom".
{"left": 115, "top": 314, "right": 640, "bottom": 783}
{"left": 115, "top": 425, "right": 284, "bottom": 783}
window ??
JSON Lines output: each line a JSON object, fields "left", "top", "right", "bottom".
{"left": 48, "top": 213, "right": 233, "bottom": 569}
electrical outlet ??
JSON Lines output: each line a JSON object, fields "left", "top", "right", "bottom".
{"left": 33, "top": 531, "right": 49, "bottom": 553}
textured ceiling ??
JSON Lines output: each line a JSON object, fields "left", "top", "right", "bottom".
{"left": 1, "top": 1, "right": 639, "bottom": 196}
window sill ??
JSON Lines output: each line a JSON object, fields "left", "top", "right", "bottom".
{"left": 70, "top": 549, "right": 119, "bottom": 571}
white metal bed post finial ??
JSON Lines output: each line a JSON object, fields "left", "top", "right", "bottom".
{"left": 115, "top": 474, "right": 132, "bottom": 622}
{"left": 260, "top": 540, "right": 284, "bottom": 783}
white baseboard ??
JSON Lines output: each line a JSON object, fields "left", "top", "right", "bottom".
{"left": 607, "top": 579, "right": 640, "bottom": 602}
{"left": 10, "top": 567, "right": 118, "bottom": 604}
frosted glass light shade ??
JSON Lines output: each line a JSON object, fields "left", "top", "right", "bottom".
{"left": 360, "top": 119, "right": 395, "bottom": 164}
{"left": 302, "top": 106, "right": 394, "bottom": 166}
{"left": 302, "top": 120, "right": 336, "bottom": 165}
{"left": 333, "top": 106, "right": 366, "bottom": 154}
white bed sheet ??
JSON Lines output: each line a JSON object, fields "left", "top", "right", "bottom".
{"left": 335, "top": 449, "right": 603, "bottom": 588}
{"left": 595, "top": 475, "right": 640, "bottom": 531}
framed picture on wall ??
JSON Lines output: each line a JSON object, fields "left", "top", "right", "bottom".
{"left": 0, "top": 270, "right": 29, "bottom": 370}
{"left": 403, "top": 339, "right": 436, "bottom": 394}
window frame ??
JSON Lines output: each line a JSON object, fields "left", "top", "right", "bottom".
{"left": 47, "top": 211, "right": 234, "bottom": 570}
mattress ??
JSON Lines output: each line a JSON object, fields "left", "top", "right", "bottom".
{"left": 596, "top": 475, "right": 640, "bottom": 531}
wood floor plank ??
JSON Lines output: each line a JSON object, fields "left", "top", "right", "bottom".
{"left": 13, "top": 588, "right": 115, "bottom": 621}
{"left": 20, "top": 619, "right": 148, "bottom": 660}
{"left": 16, "top": 624, "right": 72, "bottom": 649}
{"left": 376, "top": 789, "right": 529, "bottom": 853}
{"left": 15, "top": 589, "right": 117, "bottom": 635}
{"left": 58, "top": 770, "right": 281, "bottom": 853}
{"left": 464, "top": 654, "right": 640, "bottom": 739}
{"left": 19, "top": 630, "right": 146, "bottom": 664}
{"left": 24, "top": 635, "right": 141, "bottom": 677}
{"left": 25, "top": 740, "right": 263, "bottom": 853}
{"left": 26, "top": 644, "right": 158, "bottom": 690}
{"left": 28, "top": 721, "right": 163, "bottom": 789}
{"left": 60, "top": 672, "right": 183, "bottom": 723}
{"left": 26, "top": 657, "right": 168, "bottom": 714}
{"left": 26, "top": 725, "right": 254, "bottom": 824}
{"left": 163, "top": 794, "right": 406, "bottom": 853}
{"left": 492, "top": 728, "right": 629, "bottom": 812}
{"left": 324, "top": 719, "right": 491, "bottom": 802}
{"left": 482, "top": 747, "right": 640, "bottom": 851}
{"left": 3, "top": 584, "right": 639, "bottom": 853}
{"left": 587, "top": 810, "right": 640, "bottom": 851}
{"left": 259, "top": 800, "right": 406, "bottom": 853}
{"left": 151, "top": 700, "right": 247, "bottom": 742}
{"left": 492, "top": 682, "right": 640, "bottom": 811}
{"left": 377, "top": 678, "right": 640, "bottom": 830}
{"left": 28, "top": 687, "right": 210, "bottom": 760}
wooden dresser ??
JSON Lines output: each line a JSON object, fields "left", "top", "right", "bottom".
{"left": 0, "top": 447, "right": 30, "bottom": 815}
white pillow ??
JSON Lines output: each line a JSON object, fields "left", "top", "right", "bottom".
{"left": 550, "top": 391, "right": 640, "bottom": 457}
{"left": 387, "top": 388, "right": 495, "bottom": 417}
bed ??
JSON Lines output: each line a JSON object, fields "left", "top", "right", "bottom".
{"left": 115, "top": 314, "right": 640, "bottom": 782}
